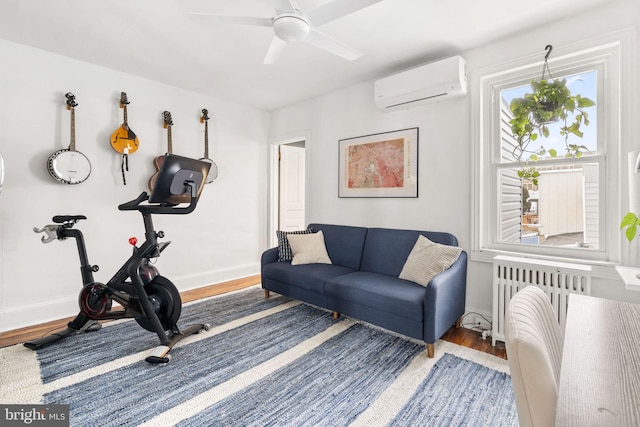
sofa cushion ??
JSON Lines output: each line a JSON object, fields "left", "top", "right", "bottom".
{"left": 360, "top": 228, "right": 459, "bottom": 277}
{"left": 288, "top": 231, "right": 332, "bottom": 265}
{"left": 262, "top": 261, "right": 355, "bottom": 294}
{"left": 399, "top": 235, "right": 462, "bottom": 286}
{"left": 324, "top": 271, "right": 425, "bottom": 322}
{"left": 276, "top": 228, "right": 313, "bottom": 262}
{"left": 308, "top": 224, "right": 368, "bottom": 270}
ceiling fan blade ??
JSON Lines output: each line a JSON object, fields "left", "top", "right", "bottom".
{"left": 307, "top": 0, "right": 384, "bottom": 26}
{"left": 303, "top": 28, "right": 362, "bottom": 61}
{"left": 264, "top": 36, "right": 288, "bottom": 64}
{"left": 272, "top": 0, "right": 299, "bottom": 13}
{"left": 188, "top": 13, "right": 272, "bottom": 27}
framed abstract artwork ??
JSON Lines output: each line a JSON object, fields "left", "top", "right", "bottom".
{"left": 339, "top": 127, "right": 418, "bottom": 198}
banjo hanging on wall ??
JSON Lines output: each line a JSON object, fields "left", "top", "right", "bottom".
{"left": 47, "top": 92, "right": 92, "bottom": 184}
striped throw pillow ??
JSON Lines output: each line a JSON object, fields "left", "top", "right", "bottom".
{"left": 399, "top": 235, "right": 462, "bottom": 286}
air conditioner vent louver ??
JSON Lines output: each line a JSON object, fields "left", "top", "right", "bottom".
{"left": 383, "top": 92, "right": 448, "bottom": 109}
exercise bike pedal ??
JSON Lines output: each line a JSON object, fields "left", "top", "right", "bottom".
{"left": 146, "top": 345, "right": 172, "bottom": 364}
{"left": 144, "top": 323, "right": 209, "bottom": 363}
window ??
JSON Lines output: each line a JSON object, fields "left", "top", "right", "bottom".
{"left": 472, "top": 39, "right": 626, "bottom": 264}
{"left": 498, "top": 70, "right": 600, "bottom": 249}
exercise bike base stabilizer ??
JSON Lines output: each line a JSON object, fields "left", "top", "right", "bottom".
{"left": 25, "top": 154, "right": 212, "bottom": 363}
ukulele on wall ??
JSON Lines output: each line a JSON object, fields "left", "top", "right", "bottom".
{"left": 110, "top": 92, "right": 139, "bottom": 185}
{"left": 200, "top": 109, "right": 218, "bottom": 183}
{"left": 47, "top": 92, "right": 92, "bottom": 184}
{"left": 148, "top": 111, "right": 189, "bottom": 204}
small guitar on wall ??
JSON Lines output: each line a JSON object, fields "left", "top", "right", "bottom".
{"left": 47, "top": 92, "right": 92, "bottom": 184}
{"left": 148, "top": 111, "right": 189, "bottom": 204}
{"left": 110, "top": 92, "right": 139, "bottom": 185}
{"left": 200, "top": 109, "right": 218, "bottom": 183}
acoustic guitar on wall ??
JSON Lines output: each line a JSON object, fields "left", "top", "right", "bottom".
{"left": 110, "top": 92, "right": 139, "bottom": 185}
{"left": 47, "top": 92, "right": 92, "bottom": 184}
{"left": 200, "top": 109, "right": 218, "bottom": 183}
{"left": 148, "top": 111, "right": 189, "bottom": 204}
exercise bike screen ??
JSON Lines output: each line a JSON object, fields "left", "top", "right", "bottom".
{"left": 149, "top": 154, "right": 211, "bottom": 204}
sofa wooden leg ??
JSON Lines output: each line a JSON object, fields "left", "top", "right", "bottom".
{"left": 264, "top": 289, "right": 270, "bottom": 299}
{"left": 333, "top": 311, "right": 339, "bottom": 320}
{"left": 455, "top": 317, "right": 462, "bottom": 328}
{"left": 426, "top": 343, "right": 435, "bottom": 358}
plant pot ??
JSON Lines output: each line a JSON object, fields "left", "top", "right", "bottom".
{"left": 533, "top": 101, "right": 560, "bottom": 125}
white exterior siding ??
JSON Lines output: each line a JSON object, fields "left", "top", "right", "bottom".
{"left": 583, "top": 164, "right": 600, "bottom": 248}
{"left": 499, "top": 97, "right": 522, "bottom": 243}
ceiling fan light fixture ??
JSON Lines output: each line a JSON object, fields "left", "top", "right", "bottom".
{"left": 273, "top": 14, "right": 310, "bottom": 42}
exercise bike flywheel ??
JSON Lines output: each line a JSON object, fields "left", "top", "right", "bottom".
{"left": 79, "top": 283, "right": 110, "bottom": 318}
{"left": 135, "top": 276, "right": 182, "bottom": 332}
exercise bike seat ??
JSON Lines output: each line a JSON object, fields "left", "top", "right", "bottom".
{"left": 52, "top": 215, "right": 87, "bottom": 224}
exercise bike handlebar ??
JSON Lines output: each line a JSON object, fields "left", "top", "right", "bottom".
{"left": 118, "top": 192, "right": 150, "bottom": 211}
{"left": 118, "top": 183, "right": 200, "bottom": 215}
{"left": 33, "top": 224, "right": 60, "bottom": 243}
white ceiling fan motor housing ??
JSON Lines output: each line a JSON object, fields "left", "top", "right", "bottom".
{"left": 273, "top": 14, "right": 310, "bottom": 42}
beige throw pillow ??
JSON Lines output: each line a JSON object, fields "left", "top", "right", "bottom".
{"left": 399, "top": 235, "right": 462, "bottom": 286}
{"left": 287, "top": 230, "right": 332, "bottom": 265}
{"left": 276, "top": 228, "right": 313, "bottom": 261}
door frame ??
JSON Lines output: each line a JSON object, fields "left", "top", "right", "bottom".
{"left": 268, "top": 133, "right": 309, "bottom": 248}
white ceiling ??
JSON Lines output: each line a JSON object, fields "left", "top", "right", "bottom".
{"left": 0, "top": 0, "right": 617, "bottom": 111}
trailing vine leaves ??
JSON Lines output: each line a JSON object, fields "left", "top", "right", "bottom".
{"left": 508, "top": 78, "right": 595, "bottom": 185}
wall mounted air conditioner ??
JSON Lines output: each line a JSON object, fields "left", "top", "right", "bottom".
{"left": 374, "top": 55, "right": 467, "bottom": 111}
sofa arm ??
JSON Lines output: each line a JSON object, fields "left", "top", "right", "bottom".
{"left": 423, "top": 250, "right": 468, "bottom": 344}
{"left": 261, "top": 247, "right": 279, "bottom": 273}
{"left": 261, "top": 247, "right": 280, "bottom": 296}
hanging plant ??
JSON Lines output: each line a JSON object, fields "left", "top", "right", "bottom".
{"left": 621, "top": 212, "right": 640, "bottom": 242}
{"left": 508, "top": 45, "right": 596, "bottom": 185}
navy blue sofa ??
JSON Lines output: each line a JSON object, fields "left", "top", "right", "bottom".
{"left": 261, "top": 224, "right": 467, "bottom": 357}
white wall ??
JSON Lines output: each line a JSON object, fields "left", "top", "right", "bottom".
{"left": 269, "top": 0, "right": 640, "bottom": 319}
{"left": 271, "top": 82, "right": 470, "bottom": 233}
{"left": 0, "top": 39, "right": 269, "bottom": 331}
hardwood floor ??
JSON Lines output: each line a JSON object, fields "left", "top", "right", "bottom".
{"left": 0, "top": 274, "right": 507, "bottom": 360}
{"left": 441, "top": 324, "right": 507, "bottom": 359}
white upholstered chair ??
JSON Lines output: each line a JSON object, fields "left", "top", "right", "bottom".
{"left": 504, "top": 285, "right": 563, "bottom": 427}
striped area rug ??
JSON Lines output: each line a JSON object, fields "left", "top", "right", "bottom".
{"left": 0, "top": 287, "right": 517, "bottom": 426}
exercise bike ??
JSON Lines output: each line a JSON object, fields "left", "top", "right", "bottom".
{"left": 25, "top": 154, "right": 212, "bottom": 363}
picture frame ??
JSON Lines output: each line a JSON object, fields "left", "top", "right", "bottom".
{"left": 339, "top": 127, "right": 418, "bottom": 198}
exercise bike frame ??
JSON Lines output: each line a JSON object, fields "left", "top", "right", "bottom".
{"left": 26, "top": 182, "right": 208, "bottom": 363}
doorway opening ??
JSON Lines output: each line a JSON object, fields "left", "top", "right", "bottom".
{"left": 269, "top": 138, "right": 306, "bottom": 247}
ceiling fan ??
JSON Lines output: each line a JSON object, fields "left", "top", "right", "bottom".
{"left": 189, "top": 0, "right": 383, "bottom": 64}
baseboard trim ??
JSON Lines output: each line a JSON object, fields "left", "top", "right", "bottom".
{"left": 0, "top": 275, "right": 261, "bottom": 348}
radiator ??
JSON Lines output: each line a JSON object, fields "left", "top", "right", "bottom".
{"left": 492, "top": 255, "right": 591, "bottom": 346}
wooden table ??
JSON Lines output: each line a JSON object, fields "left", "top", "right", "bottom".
{"left": 556, "top": 294, "right": 640, "bottom": 426}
